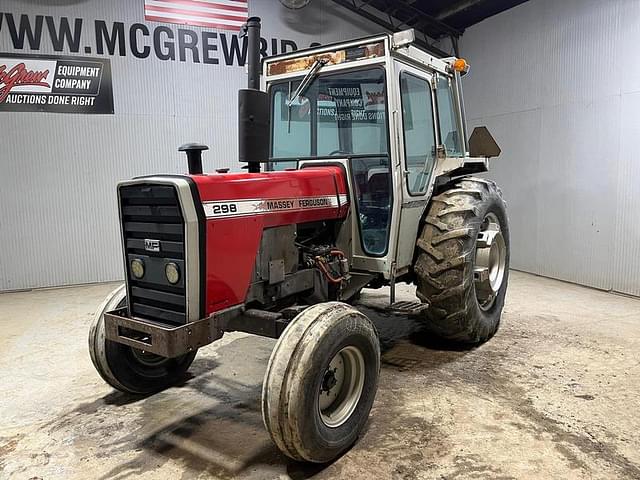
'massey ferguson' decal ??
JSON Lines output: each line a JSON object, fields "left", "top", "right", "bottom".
{"left": 203, "top": 195, "right": 348, "bottom": 219}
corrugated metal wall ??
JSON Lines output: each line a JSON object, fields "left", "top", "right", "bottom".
{"left": 5, "top": 0, "right": 637, "bottom": 295}
{"left": 462, "top": 0, "right": 640, "bottom": 297}
{"left": 0, "top": 0, "right": 380, "bottom": 291}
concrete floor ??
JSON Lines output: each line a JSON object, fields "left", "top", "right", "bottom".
{"left": 1, "top": 271, "right": 639, "bottom": 479}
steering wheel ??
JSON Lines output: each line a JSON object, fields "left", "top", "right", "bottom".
{"left": 329, "top": 150, "right": 350, "bottom": 156}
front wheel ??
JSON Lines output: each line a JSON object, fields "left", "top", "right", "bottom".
{"left": 262, "top": 302, "right": 380, "bottom": 463}
{"left": 88, "top": 285, "right": 197, "bottom": 394}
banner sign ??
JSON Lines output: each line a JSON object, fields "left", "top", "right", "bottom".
{"left": 0, "top": 13, "right": 300, "bottom": 66}
{"left": 0, "top": 53, "right": 114, "bottom": 114}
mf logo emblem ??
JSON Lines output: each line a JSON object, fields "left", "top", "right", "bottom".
{"left": 144, "top": 239, "right": 160, "bottom": 252}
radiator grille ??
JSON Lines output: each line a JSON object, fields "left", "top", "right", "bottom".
{"left": 119, "top": 184, "right": 187, "bottom": 325}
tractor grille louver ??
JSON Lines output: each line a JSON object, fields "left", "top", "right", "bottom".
{"left": 119, "top": 184, "right": 187, "bottom": 325}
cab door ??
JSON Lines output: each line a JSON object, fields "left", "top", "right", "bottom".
{"left": 392, "top": 62, "right": 439, "bottom": 273}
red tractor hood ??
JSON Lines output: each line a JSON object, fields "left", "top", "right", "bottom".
{"left": 191, "top": 166, "right": 349, "bottom": 225}
{"left": 190, "top": 166, "right": 349, "bottom": 313}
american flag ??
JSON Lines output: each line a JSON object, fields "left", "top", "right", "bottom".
{"left": 144, "top": 0, "right": 249, "bottom": 32}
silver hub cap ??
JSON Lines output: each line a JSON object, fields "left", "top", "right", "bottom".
{"left": 318, "top": 346, "right": 365, "bottom": 428}
{"left": 474, "top": 213, "right": 507, "bottom": 310}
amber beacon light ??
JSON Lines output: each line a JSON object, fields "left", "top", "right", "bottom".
{"left": 452, "top": 58, "right": 469, "bottom": 73}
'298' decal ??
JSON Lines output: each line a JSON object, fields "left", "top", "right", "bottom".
{"left": 208, "top": 203, "right": 238, "bottom": 215}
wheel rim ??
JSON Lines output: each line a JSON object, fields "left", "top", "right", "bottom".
{"left": 318, "top": 346, "right": 366, "bottom": 428}
{"left": 130, "top": 344, "right": 169, "bottom": 368}
{"left": 474, "top": 213, "right": 507, "bottom": 311}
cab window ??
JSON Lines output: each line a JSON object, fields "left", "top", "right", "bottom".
{"left": 269, "top": 68, "right": 388, "bottom": 161}
{"left": 351, "top": 156, "right": 392, "bottom": 256}
{"left": 400, "top": 72, "right": 436, "bottom": 195}
{"left": 435, "top": 75, "right": 464, "bottom": 157}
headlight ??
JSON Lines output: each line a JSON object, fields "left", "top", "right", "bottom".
{"left": 131, "top": 258, "right": 145, "bottom": 279}
{"left": 165, "top": 262, "right": 180, "bottom": 284}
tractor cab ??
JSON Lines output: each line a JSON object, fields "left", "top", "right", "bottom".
{"left": 262, "top": 30, "right": 498, "bottom": 285}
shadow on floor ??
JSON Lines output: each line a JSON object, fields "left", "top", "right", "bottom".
{"left": 95, "top": 309, "right": 475, "bottom": 479}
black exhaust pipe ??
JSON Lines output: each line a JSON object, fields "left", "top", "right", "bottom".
{"left": 246, "top": 17, "right": 261, "bottom": 91}
{"left": 238, "top": 17, "right": 269, "bottom": 174}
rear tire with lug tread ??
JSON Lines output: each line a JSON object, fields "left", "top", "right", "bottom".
{"left": 414, "top": 177, "right": 510, "bottom": 343}
{"left": 262, "top": 302, "right": 380, "bottom": 463}
{"left": 89, "top": 284, "right": 197, "bottom": 395}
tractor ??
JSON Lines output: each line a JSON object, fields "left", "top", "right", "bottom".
{"left": 89, "top": 18, "right": 508, "bottom": 463}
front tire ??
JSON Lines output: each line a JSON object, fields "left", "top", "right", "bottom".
{"left": 414, "top": 177, "right": 510, "bottom": 343}
{"left": 89, "top": 285, "right": 196, "bottom": 394}
{"left": 262, "top": 302, "right": 380, "bottom": 463}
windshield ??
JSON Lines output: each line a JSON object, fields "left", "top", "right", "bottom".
{"left": 270, "top": 67, "right": 388, "bottom": 163}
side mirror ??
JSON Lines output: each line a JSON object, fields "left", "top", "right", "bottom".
{"left": 469, "top": 126, "right": 501, "bottom": 158}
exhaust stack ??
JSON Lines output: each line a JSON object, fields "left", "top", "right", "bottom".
{"left": 246, "top": 17, "right": 261, "bottom": 91}
{"left": 238, "top": 17, "right": 269, "bottom": 174}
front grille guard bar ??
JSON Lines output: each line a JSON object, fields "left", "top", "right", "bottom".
{"left": 104, "top": 305, "right": 292, "bottom": 358}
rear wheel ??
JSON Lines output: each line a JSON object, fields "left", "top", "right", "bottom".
{"left": 414, "top": 178, "right": 510, "bottom": 343}
{"left": 262, "top": 302, "right": 380, "bottom": 463}
{"left": 89, "top": 285, "right": 196, "bottom": 394}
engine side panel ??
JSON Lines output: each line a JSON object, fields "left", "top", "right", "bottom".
{"left": 191, "top": 167, "right": 349, "bottom": 314}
